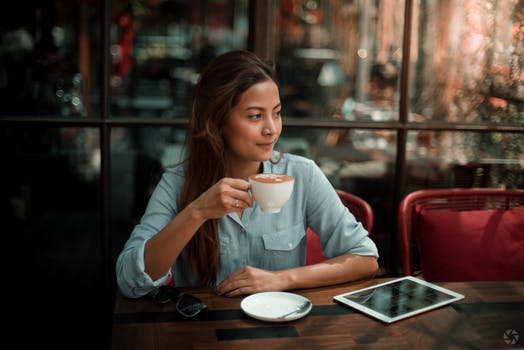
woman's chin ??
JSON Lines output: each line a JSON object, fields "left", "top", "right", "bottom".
{"left": 260, "top": 150, "right": 275, "bottom": 160}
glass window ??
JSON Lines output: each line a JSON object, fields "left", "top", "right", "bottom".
{"left": 410, "top": 0, "right": 523, "bottom": 124}
{"left": 110, "top": 126, "right": 186, "bottom": 252}
{"left": 274, "top": 0, "right": 405, "bottom": 120}
{"left": 405, "top": 131, "right": 524, "bottom": 193}
{"left": 110, "top": 0, "right": 249, "bottom": 118}
{"left": 0, "top": 1, "right": 101, "bottom": 117}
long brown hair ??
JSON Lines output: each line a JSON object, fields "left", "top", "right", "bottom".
{"left": 180, "top": 50, "right": 277, "bottom": 286}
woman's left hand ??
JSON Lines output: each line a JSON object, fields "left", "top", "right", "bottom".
{"left": 216, "top": 266, "right": 286, "bottom": 297}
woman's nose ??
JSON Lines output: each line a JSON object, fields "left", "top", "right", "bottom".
{"left": 263, "top": 118, "right": 276, "bottom": 135}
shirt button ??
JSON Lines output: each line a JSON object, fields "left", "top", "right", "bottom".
{"left": 288, "top": 242, "right": 293, "bottom": 248}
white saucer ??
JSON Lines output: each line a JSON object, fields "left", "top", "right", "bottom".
{"left": 240, "top": 292, "right": 312, "bottom": 322}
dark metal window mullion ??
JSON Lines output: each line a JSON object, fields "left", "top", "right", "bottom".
{"left": 392, "top": 0, "right": 415, "bottom": 275}
{"left": 99, "top": 0, "right": 113, "bottom": 335}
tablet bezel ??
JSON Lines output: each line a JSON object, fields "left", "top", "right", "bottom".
{"left": 333, "top": 276, "right": 465, "bottom": 323}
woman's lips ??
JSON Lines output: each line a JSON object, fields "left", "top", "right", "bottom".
{"left": 257, "top": 141, "right": 275, "bottom": 150}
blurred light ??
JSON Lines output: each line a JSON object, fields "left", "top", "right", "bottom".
{"left": 358, "top": 49, "right": 368, "bottom": 59}
{"left": 52, "top": 26, "right": 65, "bottom": 47}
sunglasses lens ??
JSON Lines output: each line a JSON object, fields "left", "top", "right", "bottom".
{"left": 177, "top": 294, "right": 208, "bottom": 317}
{"left": 153, "top": 286, "right": 179, "bottom": 303}
{"left": 153, "top": 287, "right": 207, "bottom": 317}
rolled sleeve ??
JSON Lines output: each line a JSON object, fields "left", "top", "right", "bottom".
{"left": 347, "top": 235, "right": 379, "bottom": 257}
{"left": 321, "top": 211, "right": 379, "bottom": 259}
{"left": 115, "top": 168, "right": 181, "bottom": 298}
{"left": 116, "top": 237, "right": 171, "bottom": 298}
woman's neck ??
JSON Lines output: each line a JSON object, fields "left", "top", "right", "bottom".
{"left": 227, "top": 161, "right": 262, "bottom": 180}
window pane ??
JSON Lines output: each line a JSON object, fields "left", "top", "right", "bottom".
{"left": 274, "top": 0, "right": 405, "bottom": 120}
{"left": 111, "top": 126, "right": 186, "bottom": 254}
{"left": 0, "top": 1, "right": 101, "bottom": 117}
{"left": 410, "top": 0, "right": 523, "bottom": 123}
{"left": 405, "top": 130, "right": 524, "bottom": 193}
{"left": 110, "top": 0, "right": 249, "bottom": 118}
{"left": 1, "top": 126, "right": 104, "bottom": 346}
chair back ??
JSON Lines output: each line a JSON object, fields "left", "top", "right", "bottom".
{"left": 306, "top": 190, "right": 374, "bottom": 265}
{"left": 398, "top": 188, "right": 524, "bottom": 281}
{"left": 336, "top": 189, "right": 374, "bottom": 234}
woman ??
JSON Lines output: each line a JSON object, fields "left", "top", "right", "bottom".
{"left": 116, "top": 50, "right": 379, "bottom": 298}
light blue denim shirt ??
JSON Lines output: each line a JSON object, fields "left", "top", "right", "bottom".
{"left": 116, "top": 152, "right": 379, "bottom": 298}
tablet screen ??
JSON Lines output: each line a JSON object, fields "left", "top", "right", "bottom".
{"left": 333, "top": 276, "right": 465, "bottom": 323}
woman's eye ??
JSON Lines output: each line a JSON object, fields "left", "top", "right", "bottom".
{"left": 275, "top": 110, "right": 282, "bottom": 118}
{"left": 248, "top": 113, "right": 262, "bottom": 120}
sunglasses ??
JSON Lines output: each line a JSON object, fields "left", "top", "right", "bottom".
{"left": 152, "top": 285, "right": 208, "bottom": 318}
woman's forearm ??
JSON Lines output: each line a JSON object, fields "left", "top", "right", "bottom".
{"left": 144, "top": 202, "right": 206, "bottom": 280}
{"left": 280, "top": 254, "right": 379, "bottom": 290}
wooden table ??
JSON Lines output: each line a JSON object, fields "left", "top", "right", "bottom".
{"left": 111, "top": 279, "right": 524, "bottom": 349}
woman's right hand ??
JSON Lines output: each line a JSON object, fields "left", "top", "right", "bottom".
{"left": 192, "top": 177, "right": 253, "bottom": 219}
{"left": 143, "top": 177, "right": 251, "bottom": 280}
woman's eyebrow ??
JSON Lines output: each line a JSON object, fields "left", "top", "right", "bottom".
{"left": 244, "top": 106, "right": 264, "bottom": 111}
{"left": 244, "top": 103, "right": 281, "bottom": 112}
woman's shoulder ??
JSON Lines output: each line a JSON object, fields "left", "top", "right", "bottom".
{"left": 279, "top": 151, "right": 316, "bottom": 167}
{"left": 271, "top": 151, "right": 319, "bottom": 178}
{"left": 160, "top": 162, "right": 186, "bottom": 182}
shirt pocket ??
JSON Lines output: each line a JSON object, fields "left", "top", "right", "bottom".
{"left": 262, "top": 223, "right": 305, "bottom": 250}
{"left": 260, "top": 223, "right": 305, "bottom": 269}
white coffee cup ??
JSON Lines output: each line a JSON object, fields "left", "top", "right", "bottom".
{"left": 248, "top": 173, "right": 294, "bottom": 213}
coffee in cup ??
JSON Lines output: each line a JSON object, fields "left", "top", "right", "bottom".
{"left": 248, "top": 173, "right": 294, "bottom": 213}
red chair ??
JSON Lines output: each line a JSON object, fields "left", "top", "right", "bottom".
{"left": 398, "top": 188, "right": 524, "bottom": 281}
{"left": 306, "top": 190, "right": 374, "bottom": 265}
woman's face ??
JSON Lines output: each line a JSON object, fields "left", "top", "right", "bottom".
{"left": 223, "top": 80, "right": 282, "bottom": 167}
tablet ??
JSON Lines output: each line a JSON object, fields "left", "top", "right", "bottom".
{"left": 333, "top": 276, "right": 465, "bottom": 323}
